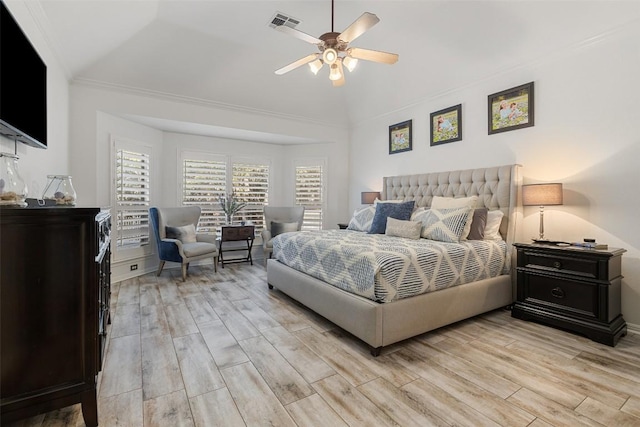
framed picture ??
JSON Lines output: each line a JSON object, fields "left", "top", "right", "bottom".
{"left": 488, "top": 81, "right": 534, "bottom": 134}
{"left": 430, "top": 104, "right": 462, "bottom": 146}
{"left": 389, "top": 119, "right": 412, "bottom": 154}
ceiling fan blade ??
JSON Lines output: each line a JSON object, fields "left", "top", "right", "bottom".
{"left": 275, "top": 25, "right": 323, "bottom": 45}
{"left": 348, "top": 47, "right": 398, "bottom": 64}
{"left": 338, "top": 12, "right": 379, "bottom": 44}
{"left": 275, "top": 54, "right": 319, "bottom": 75}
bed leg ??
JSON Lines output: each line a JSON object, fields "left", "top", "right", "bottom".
{"left": 370, "top": 346, "right": 382, "bottom": 357}
{"left": 268, "top": 284, "right": 274, "bottom": 290}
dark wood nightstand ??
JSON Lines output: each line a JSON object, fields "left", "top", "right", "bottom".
{"left": 511, "top": 243, "right": 627, "bottom": 346}
{"left": 338, "top": 223, "right": 349, "bottom": 229}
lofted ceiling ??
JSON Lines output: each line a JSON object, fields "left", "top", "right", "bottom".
{"left": 23, "top": 0, "right": 640, "bottom": 139}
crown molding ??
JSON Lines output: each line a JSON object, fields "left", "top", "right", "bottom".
{"left": 71, "top": 78, "right": 348, "bottom": 130}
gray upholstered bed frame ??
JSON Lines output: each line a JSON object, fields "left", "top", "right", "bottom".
{"left": 267, "top": 164, "right": 522, "bottom": 355}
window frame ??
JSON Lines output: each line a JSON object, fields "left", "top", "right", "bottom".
{"left": 110, "top": 136, "right": 153, "bottom": 262}
{"left": 178, "top": 151, "right": 271, "bottom": 234}
{"left": 293, "top": 157, "right": 327, "bottom": 231}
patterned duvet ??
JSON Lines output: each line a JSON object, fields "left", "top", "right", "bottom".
{"left": 272, "top": 230, "right": 507, "bottom": 303}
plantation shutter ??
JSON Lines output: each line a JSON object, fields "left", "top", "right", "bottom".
{"left": 115, "top": 148, "right": 150, "bottom": 250}
{"left": 295, "top": 165, "right": 323, "bottom": 230}
{"left": 232, "top": 162, "right": 269, "bottom": 232}
{"left": 182, "top": 157, "right": 227, "bottom": 231}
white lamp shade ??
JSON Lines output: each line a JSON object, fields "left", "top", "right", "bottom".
{"left": 343, "top": 55, "right": 358, "bottom": 72}
{"left": 522, "top": 183, "right": 563, "bottom": 206}
{"left": 329, "top": 62, "right": 343, "bottom": 81}
{"left": 308, "top": 58, "right": 323, "bottom": 75}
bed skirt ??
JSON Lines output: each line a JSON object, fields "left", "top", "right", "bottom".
{"left": 267, "top": 259, "right": 514, "bottom": 353}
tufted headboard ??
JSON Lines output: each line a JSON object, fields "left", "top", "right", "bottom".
{"left": 382, "top": 164, "right": 522, "bottom": 255}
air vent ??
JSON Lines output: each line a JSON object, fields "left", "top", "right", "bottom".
{"left": 269, "top": 12, "right": 301, "bottom": 29}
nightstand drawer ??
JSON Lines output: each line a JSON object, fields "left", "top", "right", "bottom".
{"left": 522, "top": 273, "right": 597, "bottom": 318}
{"left": 523, "top": 251, "right": 598, "bottom": 279}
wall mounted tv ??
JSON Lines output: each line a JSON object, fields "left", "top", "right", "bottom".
{"left": 0, "top": 1, "right": 48, "bottom": 149}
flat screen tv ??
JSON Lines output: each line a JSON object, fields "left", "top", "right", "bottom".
{"left": 0, "top": 1, "right": 47, "bottom": 149}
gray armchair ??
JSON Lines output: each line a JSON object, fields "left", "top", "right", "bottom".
{"left": 149, "top": 206, "right": 218, "bottom": 281}
{"left": 261, "top": 206, "right": 305, "bottom": 263}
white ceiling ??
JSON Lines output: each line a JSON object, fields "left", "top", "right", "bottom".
{"left": 28, "top": 0, "right": 640, "bottom": 141}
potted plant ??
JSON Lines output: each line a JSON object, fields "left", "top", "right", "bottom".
{"left": 218, "top": 192, "right": 246, "bottom": 225}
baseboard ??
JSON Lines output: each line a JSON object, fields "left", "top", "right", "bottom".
{"left": 627, "top": 322, "right": 640, "bottom": 336}
{"left": 110, "top": 254, "right": 266, "bottom": 283}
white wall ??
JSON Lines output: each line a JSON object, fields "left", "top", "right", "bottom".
{"left": 1, "top": 1, "right": 69, "bottom": 198}
{"left": 69, "top": 84, "right": 350, "bottom": 281}
{"left": 349, "top": 23, "right": 640, "bottom": 327}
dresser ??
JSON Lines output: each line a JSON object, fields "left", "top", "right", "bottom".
{"left": 0, "top": 207, "right": 111, "bottom": 426}
{"left": 511, "top": 242, "right": 627, "bottom": 346}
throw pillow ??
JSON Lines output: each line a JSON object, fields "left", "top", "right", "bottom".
{"left": 431, "top": 195, "right": 479, "bottom": 209}
{"left": 271, "top": 221, "right": 299, "bottom": 238}
{"left": 166, "top": 224, "right": 197, "bottom": 243}
{"left": 347, "top": 206, "right": 376, "bottom": 232}
{"left": 431, "top": 195, "right": 478, "bottom": 240}
{"left": 385, "top": 217, "right": 422, "bottom": 240}
{"left": 484, "top": 210, "right": 505, "bottom": 240}
{"left": 419, "top": 207, "right": 473, "bottom": 243}
{"left": 374, "top": 198, "right": 404, "bottom": 204}
{"left": 410, "top": 207, "right": 427, "bottom": 220}
{"left": 368, "top": 200, "right": 415, "bottom": 234}
{"left": 467, "top": 208, "right": 489, "bottom": 240}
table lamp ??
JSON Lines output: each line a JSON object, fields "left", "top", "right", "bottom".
{"left": 361, "top": 191, "right": 381, "bottom": 205}
{"left": 522, "top": 183, "right": 563, "bottom": 241}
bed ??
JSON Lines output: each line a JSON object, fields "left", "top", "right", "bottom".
{"left": 267, "top": 164, "right": 521, "bottom": 355}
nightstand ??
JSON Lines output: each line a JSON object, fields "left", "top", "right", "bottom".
{"left": 217, "top": 225, "right": 255, "bottom": 267}
{"left": 338, "top": 223, "right": 349, "bottom": 229}
{"left": 511, "top": 242, "right": 627, "bottom": 346}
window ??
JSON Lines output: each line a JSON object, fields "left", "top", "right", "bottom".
{"left": 112, "top": 139, "right": 152, "bottom": 259}
{"left": 182, "top": 154, "right": 227, "bottom": 232}
{"left": 295, "top": 161, "right": 325, "bottom": 230}
{"left": 180, "top": 152, "right": 270, "bottom": 233}
{"left": 232, "top": 162, "right": 269, "bottom": 231}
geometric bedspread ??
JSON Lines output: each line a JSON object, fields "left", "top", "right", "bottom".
{"left": 272, "top": 230, "right": 507, "bottom": 303}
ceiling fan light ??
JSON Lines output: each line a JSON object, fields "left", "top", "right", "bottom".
{"left": 343, "top": 55, "right": 358, "bottom": 72}
{"left": 323, "top": 48, "right": 338, "bottom": 65}
{"left": 308, "top": 58, "right": 323, "bottom": 75}
{"left": 329, "top": 62, "right": 343, "bottom": 81}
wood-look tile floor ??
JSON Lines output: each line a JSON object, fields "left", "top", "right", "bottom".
{"left": 8, "top": 263, "right": 640, "bottom": 427}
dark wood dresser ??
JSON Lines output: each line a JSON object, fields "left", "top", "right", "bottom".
{"left": 0, "top": 206, "right": 111, "bottom": 426}
{"left": 512, "top": 242, "right": 627, "bottom": 346}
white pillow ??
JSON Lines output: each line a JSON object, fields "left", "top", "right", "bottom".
{"left": 431, "top": 196, "right": 478, "bottom": 240}
{"left": 410, "top": 207, "right": 427, "bottom": 220}
{"left": 347, "top": 206, "right": 376, "bottom": 232}
{"left": 431, "top": 195, "right": 479, "bottom": 209}
{"left": 385, "top": 217, "right": 422, "bottom": 240}
{"left": 484, "top": 210, "right": 504, "bottom": 240}
{"left": 417, "top": 207, "right": 473, "bottom": 243}
{"left": 374, "top": 198, "right": 404, "bottom": 205}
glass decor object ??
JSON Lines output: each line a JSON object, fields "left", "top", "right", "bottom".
{"left": 43, "top": 175, "right": 77, "bottom": 205}
{"left": 0, "top": 152, "right": 27, "bottom": 207}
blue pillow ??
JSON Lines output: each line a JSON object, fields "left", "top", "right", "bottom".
{"left": 368, "top": 201, "right": 415, "bottom": 234}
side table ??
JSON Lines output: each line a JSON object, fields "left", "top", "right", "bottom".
{"left": 217, "top": 225, "right": 255, "bottom": 267}
{"left": 511, "top": 242, "right": 627, "bottom": 346}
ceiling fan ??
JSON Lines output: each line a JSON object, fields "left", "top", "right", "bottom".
{"left": 273, "top": 0, "right": 399, "bottom": 86}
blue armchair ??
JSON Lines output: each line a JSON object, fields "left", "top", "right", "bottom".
{"left": 149, "top": 206, "right": 218, "bottom": 281}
